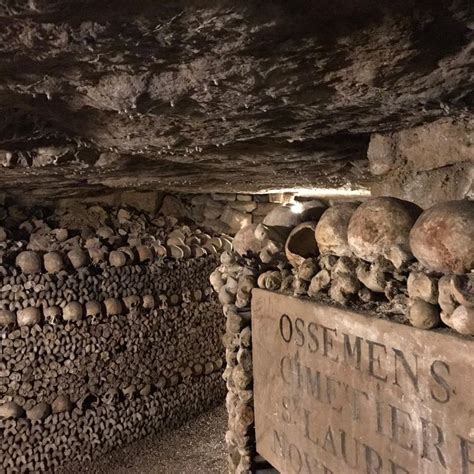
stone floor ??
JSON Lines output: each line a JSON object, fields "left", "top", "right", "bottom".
{"left": 60, "top": 404, "right": 228, "bottom": 474}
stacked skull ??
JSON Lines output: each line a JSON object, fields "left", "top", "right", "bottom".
{"left": 0, "top": 200, "right": 228, "bottom": 472}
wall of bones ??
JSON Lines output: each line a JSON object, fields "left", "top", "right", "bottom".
{"left": 0, "top": 198, "right": 228, "bottom": 472}
{"left": 2, "top": 191, "right": 472, "bottom": 473}
{"left": 183, "top": 192, "right": 292, "bottom": 235}
{"left": 211, "top": 197, "right": 474, "bottom": 474}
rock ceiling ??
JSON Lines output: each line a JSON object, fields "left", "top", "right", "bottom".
{"left": 0, "top": 0, "right": 472, "bottom": 198}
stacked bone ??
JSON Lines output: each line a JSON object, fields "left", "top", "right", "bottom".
{"left": 0, "top": 202, "right": 231, "bottom": 269}
{"left": 257, "top": 198, "right": 474, "bottom": 334}
{"left": 409, "top": 201, "right": 474, "bottom": 334}
{"left": 0, "top": 202, "right": 226, "bottom": 472}
{"left": 210, "top": 251, "right": 260, "bottom": 474}
{"left": 265, "top": 198, "right": 421, "bottom": 314}
{"left": 213, "top": 197, "right": 473, "bottom": 474}
{"left": 212, "top": 201, "right": 325, "bottom": 473}
{"left": 186, "top": 192, "right": 293, "bottom": 235}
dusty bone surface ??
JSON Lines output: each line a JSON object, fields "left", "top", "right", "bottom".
{"left": 215, "top": 196, "right": 474, "bottom": 472}
{"left": 0, "top": 199, "right": 227, "bottom": 472}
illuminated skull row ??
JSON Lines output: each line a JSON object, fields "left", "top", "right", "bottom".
{"left": 275, "top": 197, "right": 472, "bottom": 275}
{"left": 247, "top": 198, "right": 474, "bottom": 335}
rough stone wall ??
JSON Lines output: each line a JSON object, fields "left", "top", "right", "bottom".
{"left": 368, "top": 118, "right": 474, "bottom": 208}
{"left": 0, "top": 200, "right": 226, "bottom": 472}
{"left": 0, "top": 1, "right": 471, "bottom": 196}
{"left": 212, "top": 197, "right": 473, "bottom": 473}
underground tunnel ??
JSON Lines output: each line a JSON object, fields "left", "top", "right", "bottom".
{"left": 0, "top": 1, "right": 473, "bottom": 473}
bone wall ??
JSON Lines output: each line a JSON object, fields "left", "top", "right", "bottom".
{"left": 0, "top": 200, "right": 226, "bottom": 472}
{"left": 212, "top": 197, "right": 473, "bottom": 473}
{"left": 184, "top": 192, "right": 293, "bottom": 235}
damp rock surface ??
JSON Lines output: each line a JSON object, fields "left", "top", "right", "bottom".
{"left": 0, "top": 1, "right": 471, "bottom": 197}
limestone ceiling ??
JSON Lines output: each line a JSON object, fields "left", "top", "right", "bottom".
{"left": 0, "top": 0, "right": 472, "bottom": 197}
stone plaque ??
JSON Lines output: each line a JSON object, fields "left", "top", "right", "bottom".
{"left": 252, "top": 289, "right": 474, "bottom": 474}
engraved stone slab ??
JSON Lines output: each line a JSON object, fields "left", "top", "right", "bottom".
{"left": 252, "top": 289, "right": 474, "bottom": 474}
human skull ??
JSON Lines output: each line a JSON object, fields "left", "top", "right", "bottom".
{"left": 85, "top": 300, "right": 102, "bottom": 322}
{"left": 87, "top": 246, "right": 108, "bottom": 264}
{"left": 52, "top": 228, "right": 68, "bottom": 242}
{"left": 408, "top": 299, "right": 440, "bottom": 330}
{"left": 97, "top": 226, "right": 114, "bottom": 239}
{"left": 298, "top": 258, "right": 319, "bottom": 282}
{"left": 62, "top": 302, "right": 83, "bottom": 322}
{"left": 26, "top": 402, "right": 51, "bottom": 421}
{"left": 220, "top": 251, "right": 236, "bottom": 265}
{"left": 122, "top": 384, "right": 136, "bottom": 400}
{"left": 104, "top": 298, "right": 123, "bottom": 316}
{"left": 218, "top": 286, "right": 235, "bottom": 305}
{"left": 315, "top": 203, "right": 359, "bottom": 257}
{"left": 409, "top": 200, "right": 474, "bottom": 274}
{"left": 356, "top": 260, "right": 388, "bottom": 294}
{"left": 329, "top": 273, "right": 360, "bottom": 305}
{"left": 16, "top": 251, "right": 42, "bottom": 274}
{"left": 43, "top": 251, "right": 64, "bottom": 273}
{"left": 0, "top": 309, "right": 16, "bottom": 328}
{"left": 44, "top": 306, "right": 61, "bottom": 325}
{"left": 407, "top": 271, "right": 438, "bottom": 304}
{"left": 123, "top": 295, "right": 141, "bottom": 312}
{"left": 308, "top": 269, "right": 331, "bottom": 297}
{"left": 210, "top": 269, "right": 226, "bottom": 293}
{"left": 158, "top": 294, "right": 168, "bottom": 309}
{"left": 142, "top": 294, "right": 155, "bottom": 310}
{"left": 102, "top": 388, "right": 120, "bottom": 405}
{"left": 17, "top": 307, "right": 42, "bottom": 327}
{"left": 347, "top": 197, "right": 421, "bottom": 268}
{"left": 438, "top": 275, "right": 457, "bottom": 315}
{"left": 254, "top": 223, "right": 284, "bottom": 245}
{"left": 109, "top": 250, "right": 127, "bottom": 268}
{"left": 284, "top": 222, "right": 319, "bottom": 268}
{"left": 67, "top": 249, "right": 89, "bottom": 269}
{"left": 154, "top": 244, "right": 168, "bottom": 257}
{"left": 52, "top": 394, "right": 73, "bottom": 414}
{"left": 182, "top": 290, "right": 192, "bottom": 304}
{"left": 450, "top": 274, "right": 474, "bottom": 307}
{"left": 0, "top": 401, "right": 24, "bottom": 419}
{"left": 237, "top": 275, "right": 257, "bottom": 296}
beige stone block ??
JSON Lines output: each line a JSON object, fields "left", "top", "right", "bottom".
{"left": 268, "top": 192, "right": 294, "bottom": 204}
{"left": 230, "top": 201, "right": 257, "bottom": 213}
{"left": 236, "top": 194, "right": 253, "bottom": 202}
{"left": 211, "top": 193, "right": 236, "bottom": 202}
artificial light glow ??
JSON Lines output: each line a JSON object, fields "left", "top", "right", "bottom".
{"left": 290, "top": 201, "right": 304, "bottom": 214}
{"left": 253, "top": 186, "right": 371, "bottom": 198}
